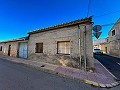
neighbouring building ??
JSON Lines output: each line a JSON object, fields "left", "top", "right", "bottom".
{"left": 28, "top": 17, "right": 94, "bottom": 70}
{"left": 93, "top": 38, "right": 109, "bottom": 54}
{"left": 0, "top": 37, "right": 28, "bottom": 58}
{"left": 108, "top": 18, "right": 120, "bottom": 58}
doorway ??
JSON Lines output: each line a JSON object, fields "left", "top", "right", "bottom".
{"left": 18, "top": 42, "right": 28, "bottom": 58}
{"left": 105, "top": 47, "right": 107, "bottom": 54}
{"left": 8, "top": 45, "right": 11, "bottom": 56}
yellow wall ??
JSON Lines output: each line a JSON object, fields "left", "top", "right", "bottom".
{"left": 93, "top": 43, "right": 109, "bottom": 54}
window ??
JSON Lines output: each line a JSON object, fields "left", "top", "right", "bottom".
{"left": 0, "top": 46, "right": 2, "bottom": 51}
{"left": 35, "top": 43, "right": 43, "bottom": 53}
{"left": 57, "top": 41, "right": 70, "bottom": 54}
{"left": 112, "top": 30, "right": 115, "bottom": 36}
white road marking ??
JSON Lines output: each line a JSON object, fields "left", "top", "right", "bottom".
{"left": 117, "top": 63, "right": 120, "bottom": 66}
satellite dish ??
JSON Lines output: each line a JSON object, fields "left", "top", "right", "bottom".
{"left": 93, "top": 25, "right": 102, "bottom": 32}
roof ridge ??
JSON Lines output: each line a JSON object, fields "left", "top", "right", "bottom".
{"left": 0, "top": 36, "right": 28, "bottom": 43}
{"left": 28, "top": 16, "right": 92, "bottom": 34}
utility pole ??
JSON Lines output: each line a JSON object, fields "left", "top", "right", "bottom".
{"left": 84, "top": 26, "right": 87, "bottom": 71}
{"left": 78, "top": 25, "right": 82, "bottom": 70}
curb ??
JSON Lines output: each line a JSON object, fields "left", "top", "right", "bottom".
{"left": 84, "top": 79, "right": 119, "bottom": 88}
{"left": 84, "top": 59, "right": 119, "bottom": 88}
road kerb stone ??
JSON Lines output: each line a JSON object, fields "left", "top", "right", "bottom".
{"left": 91, "top": 81, "right": 99, "bottom": 86}
{"left": 84, "top": 80, "right": 100, "bottom": 87}
{"left": 84, "top": 80, "right": 93, "bottom": 85}
{"left": 99, "top": 83, "right": 106, "bottom": 88}
{"left": 105, "top": 84, "right": 113, "bottom": 88}
{"left": 113, "top": 82, "right": 119, "bottom": 86}
{"left": 111, "top": 82, "right": 118, "bottom": 86}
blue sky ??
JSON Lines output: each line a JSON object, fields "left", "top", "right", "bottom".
{"left": 0, "top": 0, "right": 120, "bottom": 41}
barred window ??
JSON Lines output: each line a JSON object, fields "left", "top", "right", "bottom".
{"left": 57, "top": 41, "right": 70, "bottom": 54}
{"left": 112, "top": 30, "right": 115, "bottom": 36}
{"left": 35, "top": 43, "right": 43, "bottom": 53}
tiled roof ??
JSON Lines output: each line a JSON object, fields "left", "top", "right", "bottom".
{"left": 0, "top": 36, "right": 28, "bottom": 43}
{"left": 28, "top": 17, "right": 92, "bottom": 34}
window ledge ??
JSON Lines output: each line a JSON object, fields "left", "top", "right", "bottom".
{"left": 56, "top": 53, "right": 70, "bottom": 55}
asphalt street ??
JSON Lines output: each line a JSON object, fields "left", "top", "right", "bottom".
{"left": 0, "top": 58, "right": 98, "bottom": 90}
{"left": 94, "top": 54, "right": 120, "bottom": 80}
{"left": 0, "top": 58, "right": 120, "bottom": 90}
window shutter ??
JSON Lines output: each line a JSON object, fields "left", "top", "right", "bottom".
{"left": 57, "top": 41, "right": 70, "bottom": 54}
{"left": 36, "top": 43, "right": 43, "bottom": 53}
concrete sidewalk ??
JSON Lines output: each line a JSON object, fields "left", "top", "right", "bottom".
{"left": 0, "top": 55, "right": 119, "bottom": 88}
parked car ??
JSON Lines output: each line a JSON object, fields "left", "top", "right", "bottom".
{"left": 93, "top": 49, "right": 103, "bottom": 55}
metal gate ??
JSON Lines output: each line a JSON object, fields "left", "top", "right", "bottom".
{"left": 18, "top": 42, "right": 28, "bottom": 58}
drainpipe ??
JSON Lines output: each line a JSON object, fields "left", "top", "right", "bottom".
{"left": 78, "top": 25, "right": 82, "bottom": 69}
{"left": 84, "top": 25, "right": 87, "bottom": 71}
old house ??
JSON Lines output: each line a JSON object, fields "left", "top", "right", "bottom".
{"left": 93, "top": 38, "right": 109, "bottom": 54}
{"left": 108, "top": 18, "right": 120, "bottom": 58}
{"left": 28, "top": 17, "right": 94, "bottom": 70}
{"left": 0, "top": 37, "right": 28, "bottom": 58}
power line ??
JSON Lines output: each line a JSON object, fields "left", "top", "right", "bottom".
{"left": 94, "top": 10, "right": 120, "bottom": 18}
{"left": 87, "top": 0, "right": 92, "bottom": 17}
{"left": 101, "top": 23, "right": 115, "bottom": 27}
{"left": 100, "top": 21, "right": 120, "bottom": 27}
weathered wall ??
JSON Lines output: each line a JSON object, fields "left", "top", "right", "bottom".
{"left": 28, "top": 24, "right": 94, "bottom": 70}
{"left": 0, "top": 42, "right": 18, "bottom": 57}
{"left": 108, "top": 19, "right": 120, "bottom": 58}
{"left": 79, "top": 24, "right": 94, "bottom": 70}
{"left": 0, "top": 43, "right": 5, "bottom": 54}
{"left": 109, "top": 40, "right": 120, "bottom": 57}
{"left": 28, "top": 26, "right": 80, "bottom": 68}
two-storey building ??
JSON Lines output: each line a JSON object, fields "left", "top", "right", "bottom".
{"left": 108, "top": 18, "right": 120, "bottom": 57}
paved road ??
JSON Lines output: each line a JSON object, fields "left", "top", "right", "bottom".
{"left": 0, "top": 58, "right": 97, "bottom": 90}
{"left": 94, "top": 54, "right": 120, "bottom": 80}
{"left": 0, "top": 58, "right": 120, "bottom": 90}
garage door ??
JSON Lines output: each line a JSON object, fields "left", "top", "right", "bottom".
{"left": 18, "top": 42, "right": 28, "bottom": 58}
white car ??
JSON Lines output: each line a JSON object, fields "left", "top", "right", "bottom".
{"left": 93, "top": 49, "right": 103, "bottom": 55}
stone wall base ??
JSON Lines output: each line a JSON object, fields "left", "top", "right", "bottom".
{"left": 28, "top": 54, "right": 80, "bottom": 68}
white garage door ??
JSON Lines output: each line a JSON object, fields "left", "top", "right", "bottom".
{"left": 18, "top": 42, "right": 28, "bottom": 58}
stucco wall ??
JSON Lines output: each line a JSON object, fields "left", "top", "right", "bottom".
{"left": 28, "top": 24, "right": 94, "bottom": 70}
